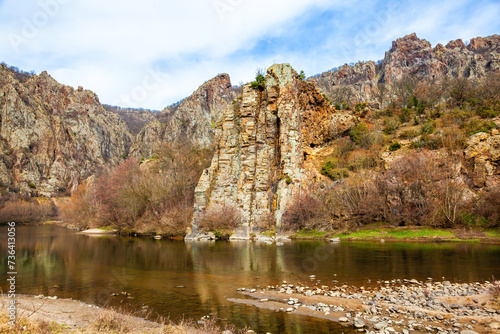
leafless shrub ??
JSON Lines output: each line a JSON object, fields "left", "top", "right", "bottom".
{"left": 0, "top": 198, "right": 57, "bottom": 224}
{"left": 197, "top": 204, "right": 242, "bottom": 239}
{"left": 475, "top": 188, "right": 500, "bottom": 227}
{"left": 256, "top": 211, "right": 275, "bottom": 231}
{"left": 60, "top": 141, "right": 213, "bottom": 235}
{"left": 435, "top": 178, "right": 467, "bottom": 227}
{"left": 329, "top": 173, "right": 385, "bottom": 227}
{"left": 59, "top": 182, "right": 100, "bottom": 229}
{"left": 379, "top": 152, "right": 438, "bottom": 225}
{"left": 488, "top": 279, "right": 500, "bottom": 304}
{"left": 449, "top": 77, "right": 472, "bottom": 106}
{"left": 281, "top": 193, "right": 331, "bottom": 231}
{"left": 440, "top": 126, "right": 467, "bottom": 152}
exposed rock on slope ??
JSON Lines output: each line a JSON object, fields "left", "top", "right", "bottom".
{"left": 189, "top": 64, "right": 355, "bottom": 237}
{"left": 311, "top": 33, "right": 500, "bottom": 104}
{"left": 464, "top": 123, "right": 500, "bottom": 188}
{"left": 131, "top": 74, "right": 236, "bottom": 158}
{"left": 312, "top": 61, "right": 378, "bottom": 105}
{"left": 0, "top": 66, "right": 132, "bottom": 196}
{"left": 103, "top": 105, "right": 158, "bottom": 135}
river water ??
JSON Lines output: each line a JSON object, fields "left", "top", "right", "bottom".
{"left": 1, "top": 225, "right": 500, "bottom": 333}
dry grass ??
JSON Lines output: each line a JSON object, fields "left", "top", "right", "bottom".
{"left": 87, "top": 308, "right": 137, "bottom": 333}
{"left": 489, "top": 280, "right": 500, "bottom": 305}
{"left": 0, "top": 299, "right": 65, "bottom": 334}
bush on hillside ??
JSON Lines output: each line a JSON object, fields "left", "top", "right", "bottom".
{"left": 281, "top": 193, "right": 329, "bottom": 231}
{"left": 250, "top": 69, "right": 266, "bottom": 90}
{"left": 389, "top": 141, "right": 402, "bottom": 151}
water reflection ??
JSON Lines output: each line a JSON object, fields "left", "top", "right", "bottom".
{"left": 1, "top": 225, "right": 499, "bottom": 333}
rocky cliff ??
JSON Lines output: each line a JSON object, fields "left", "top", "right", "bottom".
{"left": 0, "top": 65, "right": 132, "bottom": 197}
{"left": 188, "top": 64, "right": 355, "bottom": 238}
{"left": 131, "top": 74, "right": 236, "bottom": 158}
{"left": 311, "top": 33, "right": 500, "bottom": 104}
{"left": 464, "top": 124, "right": 500, "bottom": 188}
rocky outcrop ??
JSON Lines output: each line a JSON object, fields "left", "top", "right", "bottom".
{"left": 311, "top": 33, "right": 500, "bottom": 103}
{"left": 188, "top": 64, "right": 354, "bottom": 238}
{"left": 0, "top": 66, "right": 132, "bottom": 197}
{"left": 131, "top": 74, "right": 236, "bottom": 158}
{"left": 464, "top": 123, "right": 500, "bottom": 188}
{"left": 311, "top": 61, "right": 378, "bottom": 105}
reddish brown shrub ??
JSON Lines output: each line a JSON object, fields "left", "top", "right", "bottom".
{"left": 327, "top": 173, "right": 385, "bottom": 227}
{"left": 475, "top": 188, "right": 500, "bottom": 227}
{"left": 197, "top": 204, "right": 242, "bottom": 239}
{"left": 59, "top": 182, "right": 100, "bottom": 229}
{"left": 0, "top": 198, "right": 57, "bottom": 224}
{"left": 281, "top": 193, "right": 331, "bottom": 231}
{"left": 60, "top": 141, "right": 213, "bottom": 234}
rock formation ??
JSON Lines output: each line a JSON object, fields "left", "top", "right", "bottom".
{"left": 0, "top": 65, "right": 132, "bottom": 197}
{"left": 130, "top": 74, "right": 236, "bottom": 158}
{"left": 188, "top": 64, "right": 355, "bottom": 238}
{"left": 311, "top": 33, "right": 500, "bottom": 104}
{"left": 464, "top": 120, "right": 500, "bottom": 188}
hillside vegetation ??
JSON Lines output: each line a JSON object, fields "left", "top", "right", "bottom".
{"left": 0, "top": 34, "right": 498, "bottom": 238}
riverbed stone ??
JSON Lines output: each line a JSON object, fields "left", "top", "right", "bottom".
{"left": 353, "top": 318, "right": 365, "bottom": 328}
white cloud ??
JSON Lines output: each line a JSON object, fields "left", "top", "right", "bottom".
{"left": 0, "top": 0, "right": 339, "bottom": 108}
{"left": 0, "top": 0, "right": 498, "bottom": 109}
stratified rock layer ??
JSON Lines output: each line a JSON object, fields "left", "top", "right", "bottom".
{"left": 131, "top": 74, "right": 236, "bottom": 158}
{"left": 190, "top": 64, "right": 354, "bottom": 236}
{"left": 312, "top": 33, "right": 500, "bottom": 104}
{"left": 464, "top": 122, "right": 500, "bottom": 188}
{"left": 0, "top": 67, "right": 132, "bottom": 196}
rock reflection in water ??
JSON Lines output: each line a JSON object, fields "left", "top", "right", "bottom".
{"left": 1, "top": 225, "right": 499, "bottom": 333}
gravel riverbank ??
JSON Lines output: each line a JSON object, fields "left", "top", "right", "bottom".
{"left": 229, "top": 279, "right": 500, "bottom": 334}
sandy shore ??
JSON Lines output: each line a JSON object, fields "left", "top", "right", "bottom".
{"left": 0, "top": 294, "right": 162, "bottom": 333}
{"left": 0, "top": 294, "right": 250, "bottom": 333}
{"left": 77, "top": 228, "right": 119, "bottom": 235}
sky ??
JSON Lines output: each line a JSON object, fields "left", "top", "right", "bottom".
{"left": 0, "top": 0, "right": 499, "bottom": 110}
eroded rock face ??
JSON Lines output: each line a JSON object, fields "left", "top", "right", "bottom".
{"left": 0, "top": 67, "right": 132, "bottom": 196}
{"left": 312, "top": 33, "right": 500, "bottom": 103}
{"left": 464, "top": 126, "right": 500, "bottom": 188}
{"left": 311, "top": 61, "right": 378, "bottom": 104}
{"left": 189, "top": 64, "right": 353, "bottom": 237}
{"left": 131, "top": 73, "right": 236, "bottom": 158}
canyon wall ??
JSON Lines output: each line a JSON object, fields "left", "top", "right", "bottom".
{"left": 311, "top": 33, "right": 500, "bottom": 104}
{"left": 188, "top": 64, "right": 355, "bottom": 238}
{"left": 0, "top": 66, "right": 132, "bottom": 197}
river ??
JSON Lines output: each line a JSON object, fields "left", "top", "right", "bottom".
{"left": 1, "top": 225, "right": 499, "bottom": 333}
